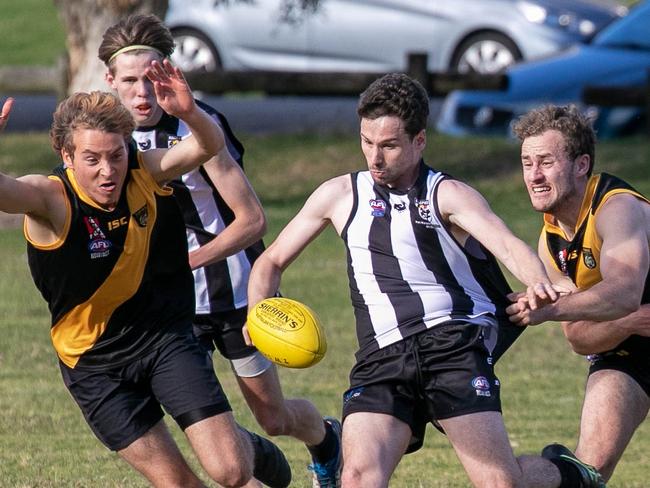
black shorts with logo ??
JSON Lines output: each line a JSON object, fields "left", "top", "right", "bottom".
{"left": 60, "top": 331, "right": 231, "bottom": 451}
{"left": 342, "top": 322, "right": 501, "bottom": 454}
{"left": 588, "top": 334, "right": 650, "bottom": 396}
{"left": 193, "top": 307, "right": 258, "bottom": 360}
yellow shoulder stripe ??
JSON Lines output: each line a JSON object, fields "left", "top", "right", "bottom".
{"left": 51, "top": 169, "right": 159, "bottom": 368}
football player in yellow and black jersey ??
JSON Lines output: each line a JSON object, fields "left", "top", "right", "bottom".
{"left": 509, "top": 104, "right": 650, "bottom": 484}
{"left": 98, "top": 15, "right": 339, "bottom": 488}
{"left": 0, "top": 60, "right": 289, "bottom": 488}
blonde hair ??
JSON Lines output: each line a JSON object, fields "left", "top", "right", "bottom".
{"left": 50, "top": 91, "right": 135, "bottom": 155}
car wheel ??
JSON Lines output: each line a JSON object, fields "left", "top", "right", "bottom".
{"left": 451, "top": 32, "right": 522, "bottom": 74}
{"left": 170, "top": 28, "right": 221, "bottom": 74}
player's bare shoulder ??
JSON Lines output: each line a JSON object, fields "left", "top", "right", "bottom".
{"left": 436, "top": 177, "right": 489, "bottom": 221}
{"left": 21, "top": 174, "right": 69, "bottom": 245}
{"left": 596, "top": 192, "right": 650, "bottom": 237}
{"left": 313, "top": 174, "right": 353, "bottom": 233}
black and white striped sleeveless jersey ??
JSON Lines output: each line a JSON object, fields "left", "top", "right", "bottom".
{"left": 341, "top": 163, "right": 512, "bottom": 359}
{"left": 131, "top": 100, "right": 264, "bottom": 314}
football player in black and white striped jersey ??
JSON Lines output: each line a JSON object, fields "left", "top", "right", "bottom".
{"left": 247, "top": 74, "right": 607, "bottom": 488}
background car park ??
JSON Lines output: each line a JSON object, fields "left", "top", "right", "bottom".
{"left": 436, "top": 0, "right": 649, "bottom": 139}
{"left": 166, "top": 0, "right": 625, "bottom": 82}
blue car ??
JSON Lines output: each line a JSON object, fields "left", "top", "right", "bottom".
{"left": 437, "top": 0, "right": 650, "bottom": 139}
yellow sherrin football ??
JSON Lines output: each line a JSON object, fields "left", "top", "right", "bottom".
{"left": 247, "top": 297, "right": 327, "bottom": 368}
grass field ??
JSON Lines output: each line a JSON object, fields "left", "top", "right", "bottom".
{"left": 0, "top": 1, "right": 647, "bottom": 485}
{"left": 0, "top": 1, "right": 66, "bottom": 66}
{"left": 0, "top": 130, "right": 648, "bottom": 487}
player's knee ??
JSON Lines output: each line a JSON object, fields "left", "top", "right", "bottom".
{"left": 341, "top": 462, "right": 386, "bottom": 488}
{"left": 255, "top": 410, "right": 287, "bottom": 437}
{"left": 202, "top": 453, "right": 253, "bottom": 487}
{"left": 340, "top": 465, "right": 365, "bottom": 488}
{"left": 203, "top": 459, "right": 253, "bottom": 488}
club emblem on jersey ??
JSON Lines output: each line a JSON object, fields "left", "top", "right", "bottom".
{"left": 84, "top": 216, "right": 111, "bottom": 259}
{"left": 394, "top": 201, "right": 407, "bottom": 212}
{"left": 582, "top": 247, "right": 597, "bottom": 269}
{"left": 369, "top": 199, "right": 386, "bottom": 217}
{"left": 167, "top": 135, "right": 182, "bottom": 147}
{"left": 133, "top": 206, "right": 148, "bottom": 227}
{"left": 472, "top": 376, "right": 491, "bottom": 397}
{"left": 137, "top": 139, "right": 152, "bottom": 151}
{"left": 415, "top": 198, "right": 432, "bottom": 223}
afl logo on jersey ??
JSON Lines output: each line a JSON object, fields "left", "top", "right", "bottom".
{"left": 472, "top": 376, "right": 491, "bottom": 397}
{"left": 582, "top": 248, "right": 597, "bottom": 269}
{"left": 84, "top": 216, "right": 112, "bottom": 259}
{"left": 369, "top": 199, "right": 386, "bottom": 217}
{"left": 89, "top": 239, "right": 111, "bottom": 252}
{"left": 472, "top": 376, "right": 490, "bottom": 390}
{"left": 168, "top": 135, "right": 182, "bottom": 147}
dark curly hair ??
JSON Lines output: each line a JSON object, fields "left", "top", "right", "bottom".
{"left": 357, "top": 73, "right": 429, "bottom": 138}
{"left": 512, "top": 104, "right": 596, "bottom": 176}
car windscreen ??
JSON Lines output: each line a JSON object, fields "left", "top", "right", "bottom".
{"left": 592, "top": 4, "right": 650, "bottom": 50}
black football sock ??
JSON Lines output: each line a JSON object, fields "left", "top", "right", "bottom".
{"left": 548, "top": 458, "right": 583, "bottom": 488}
{"left": 240, "top": 427, "right": 292, "bottom": 488}
{"left": 307, "top": 420, "right": 339, "bottom": 463}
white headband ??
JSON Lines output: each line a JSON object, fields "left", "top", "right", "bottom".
{"left": 108, "top": 45, "right": 164, "bottom": 63}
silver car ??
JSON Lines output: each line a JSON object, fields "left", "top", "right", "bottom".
{"left": 167, "top": 0, "right": 625, "bottom": 78}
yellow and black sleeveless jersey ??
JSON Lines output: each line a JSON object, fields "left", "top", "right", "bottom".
{"left": 26, "top": 142, "right": 195, "bottom": 370}
{"left": 542, "top": 172, "right": 650, "bottom": 355}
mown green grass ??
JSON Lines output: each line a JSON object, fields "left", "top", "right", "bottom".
{"left": 0, "top": 131, "right": 648, "bottom": 486}
{"left": 0, "top": 1, "right": 66, "bottom": 66}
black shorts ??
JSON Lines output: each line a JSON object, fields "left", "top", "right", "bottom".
{"left": 492, "top": 320, "right": 527, "bottom": 363}
{"left": 60, "top": 332, "right": 231, "bottom": 451}
{"left": 588, "top": 335, "right": 650, "bottom": 397}
{"left": 342, "top": 322, "right": 501, "bottom": 454}
{"left": 193, "top": 308, "right": 258, "bottom": 360}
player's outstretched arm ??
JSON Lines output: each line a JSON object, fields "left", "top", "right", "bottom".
{"left": 247, "top": 175, "right": 352, "bottom": 308}
{"left": 561, "top": 305, "right": 650, "bottom": 355}
{"left": 438, "top": 179, "right": 557, "bottom": 309}
{"left": 0, "top": 98, "right": 66, "bottom": 235}
{"left": 139, "top": 60, "right": 225, "bottom": 183}
{"left": 535, "top": 195, "right": 648, "bottom": 324}
{"left": 507, "top": 235, "right": 573, "bottom": 326}
{"left": 188, "top": 149, "right": 267, "bottom": 269}
{"left": 509, "top": 194, "right": 648, "bottom": 327}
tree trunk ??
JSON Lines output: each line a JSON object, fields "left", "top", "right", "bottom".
{"left": 54, "top": 0, "right": 168, "bottom": 95}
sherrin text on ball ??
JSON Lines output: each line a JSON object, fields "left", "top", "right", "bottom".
{"left": 247, "top": 297, "right": 327, "bottom": 368}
